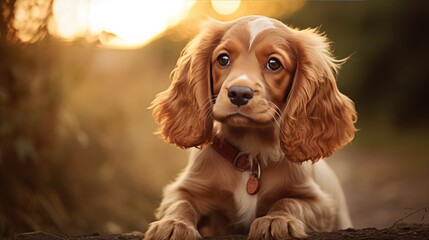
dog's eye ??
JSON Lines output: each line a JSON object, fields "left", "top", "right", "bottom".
{"left": 217, "top": 53, "right": 230, "bottom": 67}
{"left": 266, "top": 57, "right": 282, "bottom": 71}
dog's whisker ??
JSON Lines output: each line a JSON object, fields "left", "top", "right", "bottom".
{"left": 264, "top": 102, "right": 283, "bottom": 131}
{"left": 197, "top": 97, "right": 215, "bottom": 135}
{"left": 268, "top": 107, "right": 282, "bottom": 129}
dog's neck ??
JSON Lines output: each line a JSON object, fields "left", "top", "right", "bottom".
{"left": 214, "top": 122, "right": 284, "bottom": 166}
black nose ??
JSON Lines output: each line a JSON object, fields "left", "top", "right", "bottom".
{"left": 228, "top": 86, "right": 254, "bottom": 107}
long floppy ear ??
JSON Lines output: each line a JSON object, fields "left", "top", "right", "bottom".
{"left": 151, "top": 21, "right": 226, "bottom": 148}
{"left": 281, "top": 28, "right": 357, "bottom": 163}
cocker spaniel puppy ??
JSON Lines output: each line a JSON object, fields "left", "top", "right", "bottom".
{"left": 146, "top": 16, "right": 357, "bottom": 240}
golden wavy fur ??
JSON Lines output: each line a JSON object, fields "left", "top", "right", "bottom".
{"left": 147, "top": 16, "right": 357, "bottom": 239}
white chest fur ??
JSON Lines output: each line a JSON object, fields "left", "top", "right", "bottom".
{"left": 234, "top": 172, "right": 258, "bottom": 227}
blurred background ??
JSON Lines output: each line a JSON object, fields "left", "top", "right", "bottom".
{"left": 0, "top": 0, "right": 428, "bottom": 237}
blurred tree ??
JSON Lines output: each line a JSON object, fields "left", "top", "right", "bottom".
{"left": 0, "top": 1, "right": 157, "bottom": 236}
{"left": 0, "top": 0, "right": 65, "bottom": 235}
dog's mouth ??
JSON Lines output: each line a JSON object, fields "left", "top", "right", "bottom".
{"left": 211, "top": 93, "right": 280, "bottom": 128}
{"left": 213, "top": 110, "right": 275, "bottom": 128}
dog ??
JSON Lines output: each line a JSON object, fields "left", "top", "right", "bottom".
{"left": 146, "top": 15, "right": 357, "bottom": 239}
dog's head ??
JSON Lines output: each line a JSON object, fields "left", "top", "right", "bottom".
{"left": 152, "top": 16, "right": 357, "bottom": 162}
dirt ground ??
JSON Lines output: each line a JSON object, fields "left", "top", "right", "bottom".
{"left": 8, "top": 223, "right": 429, "bottom": 240}
{"left": 327, "top": 146, "right": 429, "bottom": 229}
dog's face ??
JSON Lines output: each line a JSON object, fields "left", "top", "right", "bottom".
{"left": 211, "top": 18, "right": 295, "bottom": 128}
{"left": 152, "top": 16, "right": 357, "bottom": 162}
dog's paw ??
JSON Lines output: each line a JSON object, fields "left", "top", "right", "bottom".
{"left": 248, "top": 215, "right": 307, "bottom": 239}
{"left": 145, "top": 218, "right": 201, "bottom": 240}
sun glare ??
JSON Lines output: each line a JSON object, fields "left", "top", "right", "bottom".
{"left": 211, "top": 0, "right": 241, "bottom": 15}
{"left": 51, "top": 0, "right": 195, "bottom": 48}
{"left": 43, "top": 0, "right": 305, "bottom": 48}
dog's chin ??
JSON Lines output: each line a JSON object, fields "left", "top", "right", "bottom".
{"left": 214, "top": 113, "right": 273, "bottom": 128}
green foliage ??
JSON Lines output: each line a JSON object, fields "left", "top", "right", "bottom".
{"left": 285, "top": 1, "right": 429, "bottom": 131}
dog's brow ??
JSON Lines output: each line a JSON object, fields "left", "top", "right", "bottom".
{"left": 247, "top": 17, "right": 276, "bottom": 51}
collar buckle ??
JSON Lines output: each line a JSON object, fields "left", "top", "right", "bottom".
{"left": 232, "top": 152, "right": 250, "bottom": 171}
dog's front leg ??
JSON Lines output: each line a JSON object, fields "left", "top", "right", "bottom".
{"left": 145, "top": 198, "right": 201, "bottom": 240}
{"left": 248, "top": 191, "right": 335, "bottom": 239}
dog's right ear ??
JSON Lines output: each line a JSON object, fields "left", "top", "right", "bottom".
{"left": 151, "top": 20, "right": 228, "bottom": 149}
{"left": 280, "top": 28, "right": 357, "bottom": 163}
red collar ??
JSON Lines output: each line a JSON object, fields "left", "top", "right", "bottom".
{"left": 211, "top": 136, "right": 262, "bottom": 195}
{"left": 211, "top": 137, "right": 251, "bottom": 171}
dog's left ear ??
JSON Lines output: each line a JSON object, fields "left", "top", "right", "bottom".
{"left": 281, "top": 28, "right": 357, "bottom": 163}
{"left": 151, "top": 20, "right": 227, "bottom": 149}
